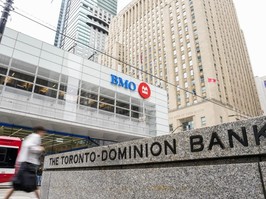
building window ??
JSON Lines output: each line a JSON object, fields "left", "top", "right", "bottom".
{"left": 182, "top": 120, "right": 193, "bottom": 131}
{"left": 173, "top": 50, "right": 177, "bottom": 55}
{"left": 131, "top": 104, "right": 141, "bottom": 119}
{"left": 82, "top": 3, "right": 88, "bottom": 9}
{"left": 80, "top": 90, "right": 98, "bottom": 108}
{"left": 201, "top": 116, "right": 206, "bottom": 126}
{"left": 220, "top": 116, "right": 223, "bottom": 123}
{"left": 0, "top": 75, "right": 5, "bottom": 85}
{"left": 169, "top": 124, "right": 173, "bottom": 132}
{"left": 6, "top": 77, "right": 33, "bottom": 92}
{"left": 34, "top": 85, "right": 57, "bottom": 98}
{"left": 99, "top": 96, "right": 114, "bottom": 113}
{"left": 0, "top": 66, "right": 7, "bottom": 75}
{"left": 6, "top": 70, "right": 34, "bottom": 92}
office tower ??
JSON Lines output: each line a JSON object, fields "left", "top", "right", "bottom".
{"left": 255, "top": 76, "right": 266, "bottom": 115}
{"left": 54, "top": 0, "right": 70, "bottom": 48}
{"left": 102, "top": 0, "right": 261, "bottom": 130}
{"left": 54, "top": 0, "right": 117, "bottom": 61}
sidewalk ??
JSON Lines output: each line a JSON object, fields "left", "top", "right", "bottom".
{"left": 0, "top": 188, "right": 37, "bottom": 199}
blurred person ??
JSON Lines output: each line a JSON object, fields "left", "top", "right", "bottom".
{"left": 4, "top": 126, "right": 46, "bottom": 199}
{"left": 36, "top": 153, "right": 44, "bottom": 186}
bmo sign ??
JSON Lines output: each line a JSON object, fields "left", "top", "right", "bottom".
{"left": 138, "top": 82, "right": 151, "bottom": 99}
{"left": 111, "top": 74, "right": 151, "bottom": 99}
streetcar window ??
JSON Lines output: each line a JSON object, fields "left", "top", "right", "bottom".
{"left": 0, "top": 147, "right": 18, "bottom": 168}
{"left": 0, "top": 147, "right": 6, "bottom": 162}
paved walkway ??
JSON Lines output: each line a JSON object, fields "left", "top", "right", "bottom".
{"left": 0, "top": 189, "right": 38, "bottom": 199}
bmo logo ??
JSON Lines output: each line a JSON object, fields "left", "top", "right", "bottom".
{"left": 110, "top": 74, "right": 151, "bottom": 99}
{"left": 111, "top": 74, "right": 137, "bottom": 91}
{"left": 138, "top": 82, "right": 151, "bottom": 99}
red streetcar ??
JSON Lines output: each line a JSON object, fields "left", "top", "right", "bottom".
{"left": 0, "top": 136, "right": 22, "bottom": 184}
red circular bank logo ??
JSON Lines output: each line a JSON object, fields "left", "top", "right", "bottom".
{"left": 138, "top": 82, "right": 151, "bottom": 99}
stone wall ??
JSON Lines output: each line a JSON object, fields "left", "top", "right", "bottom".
{"left": 41, "top": 116, "right": 266, "bottom": 199}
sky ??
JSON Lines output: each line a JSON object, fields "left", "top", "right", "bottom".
{"left": 3, "top": 0, "right": 266, "bottom": 77}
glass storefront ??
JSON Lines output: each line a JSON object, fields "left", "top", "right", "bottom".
{"left": 0, "top": 124, "right": 114, "bottom": 154}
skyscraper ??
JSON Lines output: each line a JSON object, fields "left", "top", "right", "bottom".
{"left": 102, "top": 0, "right": 261, "bottom": 130}
{"left": 255, "top": 76, "right": 266, "bottom": 115}
{"left": 54, "top": 0, "right": 117, "bottom": 61}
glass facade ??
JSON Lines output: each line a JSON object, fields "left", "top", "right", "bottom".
{"left": 55, "top": 0, "right": 117, "bottom": 61}
{"left": 0, "top": 28, "right": 169, "bottom": 140}
{"left": 0, "top": 55, "right": 156, "bottom": 127}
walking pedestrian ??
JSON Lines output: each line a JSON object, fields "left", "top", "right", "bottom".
{"left": 4, "top": 126, "right": 46, "bottom": 199}
{"left": 36, "top": 166, "right": 43, "bottom": 186}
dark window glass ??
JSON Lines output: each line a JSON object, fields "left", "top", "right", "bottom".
{"left": 36, "top": 78, "right": 58, "bottom": 89}
{"left": 34, "top": 85, "right": 57, "bottom": 98}
{"left": 82, "top": 3, "right": 88, "bottom": 8}
{"left": 80, "top": 97, "right": 97, "bottom": 108}
{"left": 131, "top": 105, "right": 139, "bottom": 112}
{"left": 0, "top": 147, "right": 18, "bottom": 168}
{"left": 6, "top": 78, "right": 33, "bottom": 91}
{"left": 131, "top": 111, "right": 139, "bottom": 118}
{"left": 81, "top": 90, "right": 98, "bottom": 100}
{"left": 58, "top": 91, "right": 65, "bottom": 100}
{"left": 99, "top": 96, "right": 114, "bottom": 105}
{"left": 0, "top": 75, "right": 5, "bottom": 85}
{"left": 182, "top": 121, "right": 194, "bottom": 131}
{"left": 0, "top": 66, "right": 7, "bottom": 75}
{"left": 116, "top": 107, "right": 129, "bottom": 116}
{"left": 116, "top": 101, "right": 129, "bottom": 109}
{"left": 60, "top": 84, "right": 67, "bottom": 92}
{"left": 9, "top": 70, "right": 34, "bottom": 82}
{"left": 169, "top": 124, "right": 173, "bottom": 132}
{"left": 99, "top": 103, "right": 114, "bottom": 112}
{"left": 0, "top": 147, "right": 6, "bottom": 162}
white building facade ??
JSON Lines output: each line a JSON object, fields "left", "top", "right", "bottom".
{"left": 0, "top": 28, "right": 169, "bottom": 142}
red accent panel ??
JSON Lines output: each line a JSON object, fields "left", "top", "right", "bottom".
{"left": 0, "top": 174, "right": 14, "bottom": 183}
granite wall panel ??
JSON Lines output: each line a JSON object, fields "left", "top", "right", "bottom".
{"left": 42, "top": 163, "right": 265, "bottom": 199}
{"left": 260, "top": 161, "right": 266, "bottom": 196}
{"left": 41, "top": 116, "right": 266, "bottom": 199}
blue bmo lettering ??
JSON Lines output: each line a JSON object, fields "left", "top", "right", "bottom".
{"left": 111, "top": 74, "right": 136, "bottom": 91}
